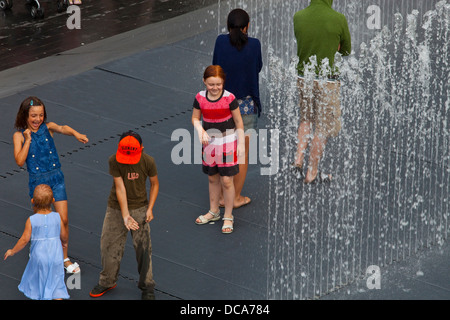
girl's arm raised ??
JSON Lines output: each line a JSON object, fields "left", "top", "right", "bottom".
{"left": 4, "top": 218, "right": 32, "bottom": 260}
{"left": 47, "top": 122, "right": 89, "bottom": 144}
{"left": 13, "top": 130, "right": 31, "bottom": 167}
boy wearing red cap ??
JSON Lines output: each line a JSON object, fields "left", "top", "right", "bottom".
{"left": 90, "top": 131, "right": 159, "bottom": 300}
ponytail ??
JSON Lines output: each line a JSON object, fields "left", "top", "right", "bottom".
{"left": 227, "top": 9, "right": 250, "bottom": 51}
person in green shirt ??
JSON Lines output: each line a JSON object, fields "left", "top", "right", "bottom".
{"left": 293, "top": 0, "right": 351, "bottom": 184}
{"left": 90, "top": 131, "right": 159, "bottom": 300}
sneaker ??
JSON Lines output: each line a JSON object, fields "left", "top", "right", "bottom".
{"left": 89, "top": 283, "right": 117, "bottom": 297}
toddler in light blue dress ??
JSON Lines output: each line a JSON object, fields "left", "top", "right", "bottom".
{"left": 4, "top": 184, "right": 69, "bottom": 300}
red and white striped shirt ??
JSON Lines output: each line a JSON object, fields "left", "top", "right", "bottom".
{"left": 193, "top": 90, "right": 239, "bottom": 133}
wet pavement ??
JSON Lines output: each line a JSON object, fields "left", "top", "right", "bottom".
{"left": 0, "top": 0, "right": 217, "bottom": 71}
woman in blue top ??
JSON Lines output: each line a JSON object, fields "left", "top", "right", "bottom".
{"left": 213, "top": 8, "right": 263, "bottom": 209}
{"left": 13, "top": 96, "right": 88, "bottom": 274}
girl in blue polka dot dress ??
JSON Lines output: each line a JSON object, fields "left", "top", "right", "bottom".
{"left": 13, "top": 96, "right": 88, "bottom": 274}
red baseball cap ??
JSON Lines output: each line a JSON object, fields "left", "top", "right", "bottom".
{"left": 116, "top": 132, "right": 143, "bottom": 164}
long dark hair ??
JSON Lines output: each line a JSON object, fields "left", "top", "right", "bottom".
{"left": 227, "top": 8, "right": 250, "bottom": 51}
{"left": 14, "top": 96, "right": 47, "bottom": 130}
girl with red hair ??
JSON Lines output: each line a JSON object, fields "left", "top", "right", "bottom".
{"left": 192, "top": 65, "right": 245, "bottom": 234}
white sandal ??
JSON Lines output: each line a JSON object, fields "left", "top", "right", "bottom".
{"left": 222, "top": 216, "right": 234, "bottom": 234}
{"left": 195, "top": 210, "right": 221, "bottom": 225}
{"left": 64, "top": 258, "right": 80, "bottom": 274}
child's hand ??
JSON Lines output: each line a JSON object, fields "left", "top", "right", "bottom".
{"left": 198, "top": 130, "right": 210, "bottom": 145}
{"left": 75, "top": 133, "right": 89, "bottom": 144}
{"left": 123, "top": 215, "right": 139, "bottom": 231}
{"left": 4, "top": 249, "right": 13, "bottom": 260}
{"left": 145, "top": 208, "right": 154, "bottom": 223}
{"left": 23, "top": 129, "right": 32, "bottom": 142}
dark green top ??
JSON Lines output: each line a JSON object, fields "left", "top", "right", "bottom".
{"left": 293, "top": 0, "right": 351, "bottom": 76}
{"left": 108, "top": 153, "right": 157, "bottom": 210}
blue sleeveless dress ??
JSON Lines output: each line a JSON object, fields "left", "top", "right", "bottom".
{"left": 18, "top": 212, "right": 70, "bottom": 300}
{"left": 24, "top": 124, "right": 67, "bottom": 201}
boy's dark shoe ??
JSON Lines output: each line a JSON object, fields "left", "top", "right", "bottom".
{"left": 89, "top": 283, "right": 117, "bottom": 297}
